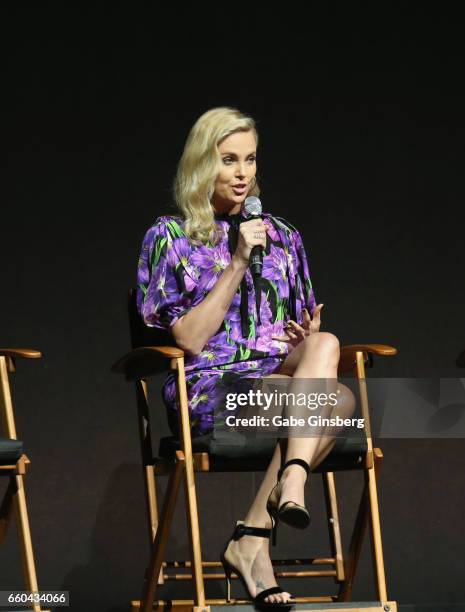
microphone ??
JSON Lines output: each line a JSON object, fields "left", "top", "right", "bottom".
{"left": 244, "top": 196, "right": 263, "bottom": 278}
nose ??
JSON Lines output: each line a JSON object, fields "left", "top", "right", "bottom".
{"left": 236, "top": 161, "right": 247, "bottom": 178}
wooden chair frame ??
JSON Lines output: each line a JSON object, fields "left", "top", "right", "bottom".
{"left": 0, "top": 348, "right": 50, "bottom": 612}
{"left": 113, "top": 309, "right": 399, "bottom": 612}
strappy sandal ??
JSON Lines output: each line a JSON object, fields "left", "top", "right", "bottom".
{"left": 266, "top": 458, "right": 311, "bottom": 545}
{"left": 220, "top": 520, "right": 295, "bottom": 609}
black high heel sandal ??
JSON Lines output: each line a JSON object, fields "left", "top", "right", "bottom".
{"left": 220, "top": 520, "right": 295, "bottom": 609}
{"left": 266, "top": 458, "right": 311, "bottom": 545}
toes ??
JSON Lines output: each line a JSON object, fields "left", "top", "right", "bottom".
{"left": 282, "top": 592, "right": 292, "bottom": 603}
{"left": 265, "top": 592, "right": 292, "bottom": 604}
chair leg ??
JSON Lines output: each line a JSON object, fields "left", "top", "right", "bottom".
{"left": 13, "top": 473, "right": 43, "bottom": 612}
{"left": 144, "top": 464, "right": 159, "bottom": 541}
{"left": 144, "top": 465, "right": 163, "bottom": 583}
{"left": 140, "top": 452, "right": 185, "bottom": 612}
{"left": 367, "top": 449, "right": 387, "bottom": 601}
{"left": 135, "top": 380, "right": 157, "bottom": 540}
{"left": 135, "top": 380, "right": 164, "bottom": 586}
{"left": 183, "top": 453, "right": 206, "bottom": 610}
{"left": 338, "top": 449, "right": 385, "bottom": 602}
{"left": 322, "top": 471, "right": 345, "bottom": 581}
{"left": 176, "top": 357, "right": 208, "bottom": 610}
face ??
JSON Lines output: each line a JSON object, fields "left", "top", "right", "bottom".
{"left": 211, "top": 130, "right": 257, "bottom": 215}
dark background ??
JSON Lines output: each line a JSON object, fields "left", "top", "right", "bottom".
{"left": 2, "top": 4, "right": 465, "bottom": 611}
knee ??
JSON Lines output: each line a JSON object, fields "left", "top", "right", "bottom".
{"left": 304, "top": 332, "right": 340, "bottom": 361}
{"left": 334, "top": 383, "right": 356, "bottom": 418}
{"left": 319, "top": 332, "right": 340, "bottom": 353}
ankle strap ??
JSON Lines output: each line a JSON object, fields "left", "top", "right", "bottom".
{"left": 278, "top": 458, "right": 310, "bottom": 480}
{"left": 233, "top": 523, "right": 271, "bottom": 541}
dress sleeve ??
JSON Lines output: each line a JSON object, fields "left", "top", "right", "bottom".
{"left": 136, "top": 218, "right": 197, "bottom": 331}
{"left": 291, "top": 227, "right": 317, "bottom": 322}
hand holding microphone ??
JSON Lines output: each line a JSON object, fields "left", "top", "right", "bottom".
{"left": 232, "top": 218, "right": 268, "bottom": 267}
{"left": 230, "top": 197, "right": 266, "bottom": 328}
{"left": 231, "top": 196, "right": 267, "bottom": 275}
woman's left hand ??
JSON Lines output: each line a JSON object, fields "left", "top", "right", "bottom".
{"left": 271, "top": 304, "right": 324, "bottom": 349}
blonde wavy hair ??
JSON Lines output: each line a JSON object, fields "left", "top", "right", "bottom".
{"left": 173, "top": 107, "right": 260, "bottom": 245}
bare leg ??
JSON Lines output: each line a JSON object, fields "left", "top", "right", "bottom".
{"left": 278, "top": 333, "right": 354, "bottom": 510}
{"left": 245, "top": 333, "right": 355, "bottom": 521}
{"left": 223, "top": 381, "right": 293, "bottom": 604}
{"left": 224, "top": 333, "right": 356, "bottom": 604}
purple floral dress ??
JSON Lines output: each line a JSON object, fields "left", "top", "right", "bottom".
{"left": 137, "top": 209, "right": 316, "bottom": 436}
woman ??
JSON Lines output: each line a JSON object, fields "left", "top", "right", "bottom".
{"left": 137, "top": 107, "right": 356, "bottom": 608}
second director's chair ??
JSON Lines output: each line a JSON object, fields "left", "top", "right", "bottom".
{"left": 112, "top": 290, "right": 398, "bottom": 612}
{"left": 0, "top": 348, "right": 50, "bottom": 612}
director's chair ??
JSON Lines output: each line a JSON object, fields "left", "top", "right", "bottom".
{"left": 0, "top": 348, "right": 50, "bottom": 612}
{"left": 112, "top": 290, "right": 398, "bottom": 612}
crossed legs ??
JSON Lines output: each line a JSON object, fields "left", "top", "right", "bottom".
{"left": 223, "top": 333, "right": 356, "bottom": 604}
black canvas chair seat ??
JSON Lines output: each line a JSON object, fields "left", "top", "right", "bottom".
{"left": 0, "top": 436, "right": 23, "bottom": 465}
{"left": 157, "top": 429, "right": 368, "bottom": 473}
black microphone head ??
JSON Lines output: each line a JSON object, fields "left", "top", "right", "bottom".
{"left": 244, "top": 196, "right": 262, "bottom": 217}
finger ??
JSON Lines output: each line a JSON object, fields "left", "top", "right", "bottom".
{"left": 288, "top": 320, "right": 306, "bottom": 338}
{"left": 244, "top": 225, "right": 266, "bottom": 235}
{"left": 311, "top": 306, "right": 323, "bottom": 321}
{"left": 241, "top": 223, "right": 266, "bottom": 239}
{"left": 301, "top": 309, "right": 312, "bottom": 329}
{"left": 245, "top": 226, "right": 267, "bottom": 244}
{"left": 244, "top": 218, "right": 266, "bottom": 228}
{"left": 282, "top": 324, "right": 298, "bottom": 338}
{"left": 272, "top": 335, "right": 291, "bottom": 343}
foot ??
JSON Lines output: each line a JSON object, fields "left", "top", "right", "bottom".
{"left": 277, "top": 464, "right": 308, "bottom": 512}
{"left": 223, "top": 529, "right": 293, "bottom": 604}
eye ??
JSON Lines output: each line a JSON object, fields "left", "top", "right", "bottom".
{"left": 248, "top": 156, "right": 257, "bottom": 163}
{"left": 222, "top": 157, "right": 233, "bottom": 164}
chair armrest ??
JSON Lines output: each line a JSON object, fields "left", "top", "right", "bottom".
{"left": 0, "top": 348, "right": 42, "bottom": 373}
{"left": 111, "top": 346, "right": 185, "bottom": 380}
{"left": 339, "top": 343, "right": 397, "bottom": 373}
{"left": 0, "top": 348, "right": 42, "bottom": 359}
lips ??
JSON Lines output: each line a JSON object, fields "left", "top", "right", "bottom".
{"left": 232, "top": 184, "right": 247, "bottom": 194}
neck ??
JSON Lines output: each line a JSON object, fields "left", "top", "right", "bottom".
{"left": 212, "top": 201, "right": 243, "bottom": 217}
